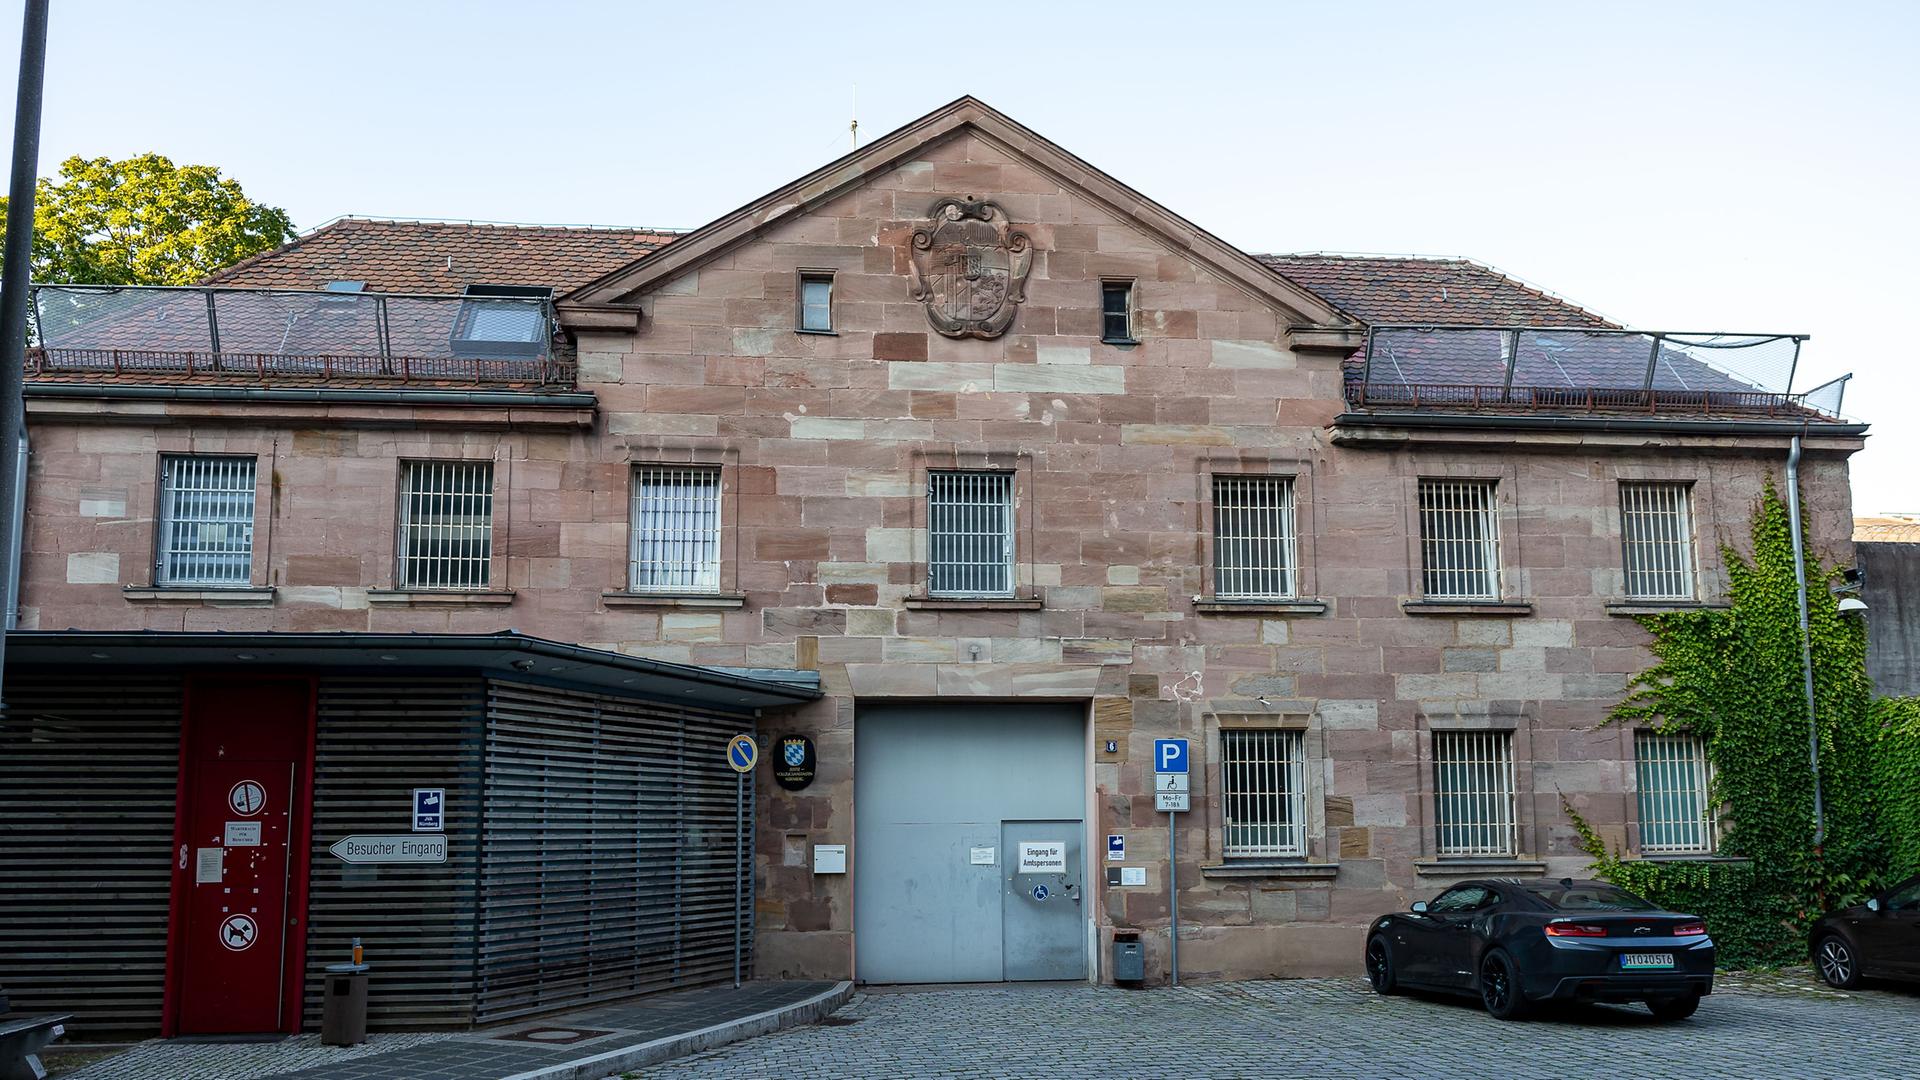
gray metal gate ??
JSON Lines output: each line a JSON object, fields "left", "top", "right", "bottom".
{"left": 853, "top": 703, "right": 1086, "bottom": 983}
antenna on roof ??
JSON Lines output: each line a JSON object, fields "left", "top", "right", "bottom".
{"left": 850, "top": 83, "right": 859, "bottom": 149}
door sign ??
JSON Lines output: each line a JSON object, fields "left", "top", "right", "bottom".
{"left": 971, "top": 846, "right": 997, "bottom": 865}
{"left": 228, "top": 780, "right": 267, "bottom": 817}
{"left": 1107, "top": 834, "right": 1125, "bottom": 861}
{"left": 328, "top": 834, "right": 448, "bottom": 864}
{"left": 727, "top": 734, "right": 759, "bottom": 774}
{"left": 1154, "top": 739, "right": 1189, "bottom": 774}
{"left": 1031, "top": 884, "right": 1050, "bottom": 902}
{"left": 1017, "top": 841, "right": 1067, "bottom": 874}
{"left": 225, "top": 821, "right": 263, "bottom": 847}
{"left": 195, "top": 847, "right": 224, "bottom": 884}
{"left": 219, "top": 914, "right": 258, "bottom": 952}
{"left": 412, "top": 788, "right": 444, "bottom": 832}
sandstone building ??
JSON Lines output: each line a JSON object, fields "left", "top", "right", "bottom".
{"left": 0, "top": 98, "right": 1863, "bottom": 1034}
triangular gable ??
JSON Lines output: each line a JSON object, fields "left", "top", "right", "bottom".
{"left": 558, "top": 96, "right": 1357, "bottom": 341}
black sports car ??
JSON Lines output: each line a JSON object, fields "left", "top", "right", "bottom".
{"left": 1365, "top": 878, "right": 1715, "bottom": 1021}
{"left": 1810, "top": 873, "right": 1920, "bottom": 988}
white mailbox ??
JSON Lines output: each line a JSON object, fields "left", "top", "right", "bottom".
{"left": 813, "top": 844, "right": 848, "bottom": 874}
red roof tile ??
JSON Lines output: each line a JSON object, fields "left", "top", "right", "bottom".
{"left": 1258, "top": 254, "right": 1617, "bottom": 329}
{"left": 203, "top": 217, "right": 683, "bottom": 294}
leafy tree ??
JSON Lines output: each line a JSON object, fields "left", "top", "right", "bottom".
{"left": 0, "top": 153, "right": 294, "bottom": 285}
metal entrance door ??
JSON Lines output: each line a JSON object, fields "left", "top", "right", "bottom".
{"left": 172, "top": 679, "right": 311, "bottom": 1035}
{"left": 1001, "top": 821, "right": 1084, "bottom": 980}
{"left": 854, "top": 704, "right": 1085, "bottom": 983}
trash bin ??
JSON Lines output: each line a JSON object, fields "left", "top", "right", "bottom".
{"left": 1111, "top": 930, "right": 1145, "bottom": 986}
{"left": 322, "top": 962, "right": 370, "bottom": 1046}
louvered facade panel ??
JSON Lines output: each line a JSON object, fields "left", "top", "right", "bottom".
{"left": 0, "top": 674, "right": 184, "bottom": 1035}
{"left": 476, "top": 680, "right": 752, "bottom": 1023}
{"left": 300, "top": 678, "right": 486, "bottom": 1030}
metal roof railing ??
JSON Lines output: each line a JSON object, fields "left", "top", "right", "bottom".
{"left": 1355, "top": 326, "right": 1849, "bottom": 419}
{"left": 26, "top": 283, "right": 568, "bottom": 386}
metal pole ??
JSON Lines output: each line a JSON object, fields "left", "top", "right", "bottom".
{"left": 1785, "top": 434, "right": 1825, "bottom": 849}
{"left": 733, "top": 772, "right": 744, "bottom": 988}
{"left": 0, "top": 0, "right": 51, "bottom": 711}
{"left": 1168, "top": 810, "right": 1178, "bottom": 987}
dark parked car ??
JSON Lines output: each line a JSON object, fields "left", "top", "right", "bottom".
{"left": 1365, "top": 878, "right": 1715, "bottom": 1021}
{"left": 1810, "top": 873, "right": 1920, "bottom": 988}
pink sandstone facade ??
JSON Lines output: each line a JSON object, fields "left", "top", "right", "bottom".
{"left": 17, "top": 99, "right": 1864, "bottom": 983}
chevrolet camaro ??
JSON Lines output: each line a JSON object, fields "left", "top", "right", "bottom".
{"left": 1364, "top": 878, "right": 1715, "bottom": 1021}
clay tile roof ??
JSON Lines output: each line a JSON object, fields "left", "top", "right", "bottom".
{"left": 1855, "top": 516, "right": 1920, "bottom": 543}
{"left": 1257, "top": 254, "right": 1618, "bottom": 329}
{"left": 203, "top": 217, "right": 683, "bottom": 295}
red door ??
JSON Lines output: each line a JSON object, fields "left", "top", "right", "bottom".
{"left": 170, "top": 679, "right": 314, "bottom": 1035}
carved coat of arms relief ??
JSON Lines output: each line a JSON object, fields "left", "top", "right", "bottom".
{"left": 908, "top": 197, "right": 1033, "bottom": 340}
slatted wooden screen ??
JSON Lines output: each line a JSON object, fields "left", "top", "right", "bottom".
{"left": 476, "top": 680, "right": 752, "bottom": 1023}
{"left": 0, "top": 674, "right": 184, "bottom": 1035}
{"left": 300, "top": 678, "right": 486, "bottom": 1030}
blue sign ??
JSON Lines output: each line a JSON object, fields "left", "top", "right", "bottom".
{"left": 1031, "top": 884, "right": 1050, "bottom": 901}
{"left": 1107, "top": 834, "right": 1125, "bottom": 861}
{"left": 727, "top": 734, "right": 759, "bottom": 774}
{"left": 1154, "top": 738, "right": 1189, "bottom": 774}
{"left": 412, "top": 788, "right": 444, "bottom": 832}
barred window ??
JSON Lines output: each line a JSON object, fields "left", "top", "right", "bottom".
{"left": 631, "top": 466, "right": 722, "bottom": 592}
{"left": 1418, "top": 479, "right": 1501, "bottom": 600}
{"left": 1434, "top": 730, "right": 1516, "bottom": 856}
{"left": 927, "top": 470, "right": 1013, "bottom": 597}
{"left": 1621, "top": 482, "right": 1695, "bottom": 600}
{"left": 1635, "top": 731, "right": 1715, "bottom": 854}
{"left": 1221, "top": 729, "right": 1306, "bottom": 858}
{"left": 1213, "top": 476, "right": 1297, "bottom": 600}
{"left": 157, "top": 455, "right": 256, "bottom": 586}
{"left": 398, "top": 461, "right": 494, "bottom": 590}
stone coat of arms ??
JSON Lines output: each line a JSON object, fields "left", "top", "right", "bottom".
{"left": 909, "top": 197, "right": 1033, "bottom": 339}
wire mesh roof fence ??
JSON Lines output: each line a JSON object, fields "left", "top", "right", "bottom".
{"left": 1355, "top": 326, "right": 1848, "bottom": 419}
{"left": 27, "top": 284, "right": 564, "bottom": 385}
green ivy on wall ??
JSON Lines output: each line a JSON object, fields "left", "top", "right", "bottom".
{"left": 1567, "top": 482, "right": 1920, "bottom": 967}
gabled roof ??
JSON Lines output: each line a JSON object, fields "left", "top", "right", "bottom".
{"left": 1258, "top": 254, "right": 1617, "bottom": 328}
{"left": 559, "top": 96, "right": 1352, "bottom": 335}
{"left": 204, "top": 217, "right": 681, "bottom": 294}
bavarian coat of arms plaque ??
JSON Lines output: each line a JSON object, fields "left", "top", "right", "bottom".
{"left": 908, "top": 197, "right": 1034, "bottom": 339}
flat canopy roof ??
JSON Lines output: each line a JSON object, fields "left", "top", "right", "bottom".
{"left": 4, "top": 630, "right": 821, "bottom": 715}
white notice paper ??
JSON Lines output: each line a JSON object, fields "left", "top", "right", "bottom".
{"left": 1121, "top": 866, "right": 1147, "bottom": 886}
{"left": 195, "top": 847, "right": 223, "bottom": 884}
{"left": 1017, "top": 841, "right": 1067, "bottom": 874}
{"left": 970, "top": 847, "right": 996, "bottom": 866}
{"left": 225, "top": 821, "right": 263, "bottom": 847}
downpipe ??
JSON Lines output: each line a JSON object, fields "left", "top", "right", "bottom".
{"left": 1785, "top": 433, "right": 1825, "bottom": 850}
{"left": 4, "top": 426, "right": 22, "bottom": 630}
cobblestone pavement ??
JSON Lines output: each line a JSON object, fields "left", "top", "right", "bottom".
{"left": 639, "top": 971, "right": 1920, "bottom": 1079}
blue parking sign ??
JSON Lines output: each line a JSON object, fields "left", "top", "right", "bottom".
{"left": 1154, "top": 739, "right": 1189, "bottom": 774}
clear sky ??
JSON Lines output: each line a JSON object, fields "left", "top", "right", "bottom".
{"left": 9, "top": 0, "right": 1916, "bottom": 517}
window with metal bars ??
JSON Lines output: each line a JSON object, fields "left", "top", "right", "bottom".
{"left": 1418, "top": 479, "right": 1501, "bottom": 600}
{"left": 1620, "top": 482, "right": 1695, "bottom": 600}
{"left": 1635, "top": 731, "right": 1716, "bottom": 854}
{"left": 1213, "top": 476, "right": 1297, "bottom": 600}
{"left": 1221, "top": 729, "right": 1307, "bottom": 858}
{"left": 1433, "top": 730, "right": 1517, "bottom": 856}
{"left": 157, "top": 455, "right": 256, "bottom": 586}
{"left": 398, "top": 461, "right": 494, "bottom": 590}
{"left": 631, "top": 466, "right": 722, "bottom": 592}
{"left": 798, "top": 273, "right": 833, "bottom": 333}
{"left": 927, "top": 470, "right": 1014, "bottom": 597}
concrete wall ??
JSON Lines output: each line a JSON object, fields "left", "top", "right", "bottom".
{"left": 18, "top": 127, "right": 1863, "bottom": 983}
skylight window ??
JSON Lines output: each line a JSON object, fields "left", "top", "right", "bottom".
{"left": 450, "top": 284, "right": 551, "bottom": 359}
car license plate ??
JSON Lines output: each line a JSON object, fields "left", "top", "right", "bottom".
{"left": 1621, "top": 952, "right": 1675, "bottom": 969}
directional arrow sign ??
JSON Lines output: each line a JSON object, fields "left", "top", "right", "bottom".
{"left": 328, "top": 834, "right": 448, "bottom": 864}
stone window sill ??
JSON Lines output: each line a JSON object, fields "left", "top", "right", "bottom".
{"left": 795, "top": 328, "right": 838, "bottom": 336}
{"left": 124, "top": 586, "right": 274, "bottom": 607}
{"left": 1401, "top": 600, "right": 1534, "bottom": 617}
{"left": 1101, "top": 337, "right": 1140, "bottom": 347}
{"left": 1605, "top": 601, "right": 1730, "bottom": 617}
{"left": 903, "top": 596, "right": 1044, "bottom": 611}
{"left": 1413, "top": 857, "right": 1547, "bottom": 877}
{"left": 603, "top": 591, "right": 747, "bottom": 609}
{"left": 1632, "top": 854, "right": 1749, "bottom": 866}
{"left": 366, "top": 589, "right": 515, "bottom": 606}
{"left": 1194, "top": 599, "right": 1328, "bottom": 616}
{"left": 1200, "top": 861, "right": 1341, "bottom": 881}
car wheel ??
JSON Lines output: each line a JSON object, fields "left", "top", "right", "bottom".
{"left": 1478, "top": 949, "right": 1531, "bottom": 1021}
{"left": 1814, "top": 933, "right": 1861, "bottom": 989}
{"left": 1365, "top": 934, "right": 1399, "bottom": 995}
{"left": 1647, "top": 994, "right": 1701, "bottom": 1022}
